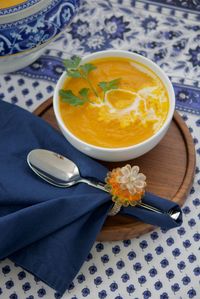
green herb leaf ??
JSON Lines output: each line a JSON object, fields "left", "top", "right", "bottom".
{"left": 63, "top": 56, "right": 81, "bottom": 70}
{"left": 99, "top": 78, "right": 121, "bottom": 93}
{"left": 67, "top": 69, "right": 82, "bottom": 78}
{"left": 59, "top": 89, "right": 86, "bottom": 106}
{"left": 79, "top": 63, "right": 97, "bottom": 76}
{"left": 79, "top": 88, "right": 90, "bottom": 101}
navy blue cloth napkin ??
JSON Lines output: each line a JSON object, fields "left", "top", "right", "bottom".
{"left": 0, "top": 100, "right": 182, "bottom": 295}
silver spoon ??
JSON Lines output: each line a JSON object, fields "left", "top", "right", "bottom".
{"left": 27, "top": 149, "right": 180, "bottom": 220}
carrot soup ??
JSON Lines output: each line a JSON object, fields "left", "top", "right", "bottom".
{"left": 59, "top": 57, "right": 169, "bottom": 148}
{"left": 0, "top": 0, "right": 26, "bottom": 9}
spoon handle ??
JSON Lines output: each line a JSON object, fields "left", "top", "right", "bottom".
{"left": 79, "top": 178, "right": 107, "bottom": 192}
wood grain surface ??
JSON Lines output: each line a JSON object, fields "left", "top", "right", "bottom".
{"left": 34, "top": 98, "right": 196, "bottom": 241}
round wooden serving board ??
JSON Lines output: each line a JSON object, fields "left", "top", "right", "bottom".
{"left": 34, "top": 98, "right": 196, "bottom": 241}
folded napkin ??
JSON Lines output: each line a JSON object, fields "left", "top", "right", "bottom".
{"left": 0, "top": 100, "right": 182, "bottom": 295}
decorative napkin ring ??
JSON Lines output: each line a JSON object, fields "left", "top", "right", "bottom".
{"left": 105, "top": 165, "right": 146, "bottom": 216}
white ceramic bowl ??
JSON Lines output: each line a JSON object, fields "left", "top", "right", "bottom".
{"left": 53, "top": 50, "right": 175, "bottom": 162}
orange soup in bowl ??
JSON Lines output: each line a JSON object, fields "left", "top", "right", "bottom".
{"left": 59, "top": 57, "right": 169, "bottom": 148}
{"left": 0, "top": 0, "right": 26, "bottom": 9}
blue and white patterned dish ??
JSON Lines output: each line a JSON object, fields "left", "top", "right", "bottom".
{"left": 0, "top": 0, "right": 80, "bottom": 73}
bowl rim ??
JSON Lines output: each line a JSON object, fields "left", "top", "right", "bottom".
{"left": 53, "top": 49, "right": 175, "bottom": 152}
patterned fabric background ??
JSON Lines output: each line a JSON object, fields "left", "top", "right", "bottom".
{"left": 0, "top": 0, "right": 200, "bottom": 299}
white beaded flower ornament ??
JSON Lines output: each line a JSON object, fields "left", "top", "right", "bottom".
{"left": 105, "top": 164, "right": 146, "bottom": 215}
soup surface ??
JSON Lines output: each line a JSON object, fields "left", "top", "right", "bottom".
{"left": 59, "top": 57, "right": 169, "bottom": 148}
{"left": 0, "top": 0, "right": 26, "bottom": 9}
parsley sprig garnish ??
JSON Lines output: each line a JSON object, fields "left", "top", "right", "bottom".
{"left": 59, "top": 56, "right": 121, "bottom": 106}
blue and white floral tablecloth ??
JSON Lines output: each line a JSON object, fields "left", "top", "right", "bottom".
{"left": 0, "top": 1, "right": 200, "bottom": 298}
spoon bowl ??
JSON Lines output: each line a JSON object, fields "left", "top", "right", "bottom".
{"left": 27, "top": 149, "right": 80, "bottom": 186}
{"left": 27, "top": 149, "right": 106, "bottom": 190}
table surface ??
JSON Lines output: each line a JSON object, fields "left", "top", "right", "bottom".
{"left": 0, "top": 1, "right": 200, "bottom": 299}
